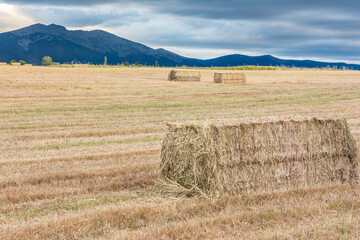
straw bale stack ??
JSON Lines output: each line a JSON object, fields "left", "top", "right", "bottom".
{"left": 160, "top": 118, "right": 359, "bottom": 197}
{"left": 214, "top": 72, "right": 246, "bottom": 84}
{"left": 10, "top": 62, "right": 21, "bottom": 66}
{"left": 168, "top": 70, "right": 201, "bottom": 81}
{"left": 0, "top": 62, "right": 7, "bottom": 66}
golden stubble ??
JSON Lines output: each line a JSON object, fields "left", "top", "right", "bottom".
{"left": 0, "top": 66, "right": 360, "bottom": 239}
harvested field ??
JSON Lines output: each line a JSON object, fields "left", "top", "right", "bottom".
{"left": 1, "top": 66, "right": 360, "bottom": 239}
{"left": 168, "top": 69, "right": 201, "bottom": 81}
{"left": 214, "top": 72, "right": 246, "bottom": 84}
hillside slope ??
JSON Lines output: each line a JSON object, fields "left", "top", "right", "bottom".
{"left": 0, "top": 23, "right": 359, "bottom": 69}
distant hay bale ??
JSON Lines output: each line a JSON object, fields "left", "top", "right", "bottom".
{"left": 10, "top": 62, "right": 21, "bottom": 66}
{"left": 0, "top": 62, "right": 7, "bottom": 66}
{"left": 160, "top": 118, "right": 359, "bottom": 197}
{"left": 73, "top": 64, "right": 89, "bottom": 68}
{"left": 168, "top": 70, "right": 201, "bottom": 82}
{"left": 214, "top": 72, "right": 246, "bottom": 84}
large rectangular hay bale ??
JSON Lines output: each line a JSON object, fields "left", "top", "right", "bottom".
{"left": 168, "top": 70, "right": 201, "bottom": 82}
{"left": 214, "top": 72, "right": 246, "bottom": 84}
{"left": 0, "top": 62, "right": 7, "bottom": 66}
{"left": 160, "top": 118, "right": 359, "bottom": 196}
{"left": 10, "top": 62, "right": 21, "bottom": 66}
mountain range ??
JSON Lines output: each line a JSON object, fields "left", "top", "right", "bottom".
{"left": 0, "top": 23, "right": 359, "bottom": 69}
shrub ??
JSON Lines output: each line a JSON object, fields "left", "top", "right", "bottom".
{"left": 41, "top": 56, "right": 53, "bottom": 66}
{"left": 19, "top": 60, "right": 26, "bottom": 65}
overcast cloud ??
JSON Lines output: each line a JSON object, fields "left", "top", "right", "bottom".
{"left": 0, "top": 0, "right": 359, "bottom": 63}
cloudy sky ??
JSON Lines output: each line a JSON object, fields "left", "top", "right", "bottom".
{"left": 1, "top": 0, "right": 360, "bottom": 63}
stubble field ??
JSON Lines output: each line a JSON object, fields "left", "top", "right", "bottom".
{"left": 0, "top": 66, "right": 360, "bottom": 239}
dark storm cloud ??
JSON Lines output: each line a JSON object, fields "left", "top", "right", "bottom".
{"left": 4, "top": 0, "right": 360, "bottom": 20}
{"left": 301, "top": 18, "right": 360, "bottom": 33}
{"left": 1, "top": 0, "right": 360, "bottom": 62}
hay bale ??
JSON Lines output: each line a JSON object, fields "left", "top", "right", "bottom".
{"left": 10, "top": 62, "right": 21, "bottom": 66}
{"left": 73, "top": 64, "right": 89, "bottom": 68}
{"left": 160, "top": 118, "right": 359, "bottom": 197}
{"left": 168, "top": 70, "right": 201, "bottom": 82}
{"left": 214, "top": 72, "right": 246, "bottom": 84}
{"left": 0, "top": 62, "right": 7, "bottom": 66}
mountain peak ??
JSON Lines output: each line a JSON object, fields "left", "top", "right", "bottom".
{"left": 9, "top": 23, "right": 67, "bottom": 36}
{"left": 47, "top": 24, "right": 67, "bottom": 31}
{"left": 10, "top": 23, "right": 45, "bottom": 35}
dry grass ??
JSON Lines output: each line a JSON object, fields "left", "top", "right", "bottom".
{"left": 0, "top": 65, "right": 360, "bottom": 239}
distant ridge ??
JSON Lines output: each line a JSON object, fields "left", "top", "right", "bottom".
{"left": 0, "top": 23, "right": 359, "bottom": 69}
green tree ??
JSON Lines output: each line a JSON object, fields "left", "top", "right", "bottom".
{"left": 41, "top": 56, "right": 53, "bottom": 66}
{"left": 104, "top": 56, "right": 107, "bottom": 66}
{"left": 155, "top": 60, "right": 159, "bottom": 67}
{"left": 19, "top": 60, "right": 26, "bottom": 65}
{"left": 134, "top": 61, "right": 139, "bottom": 66}
{"left": 9, "top": 60, "right": 16, "bottom": 64}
